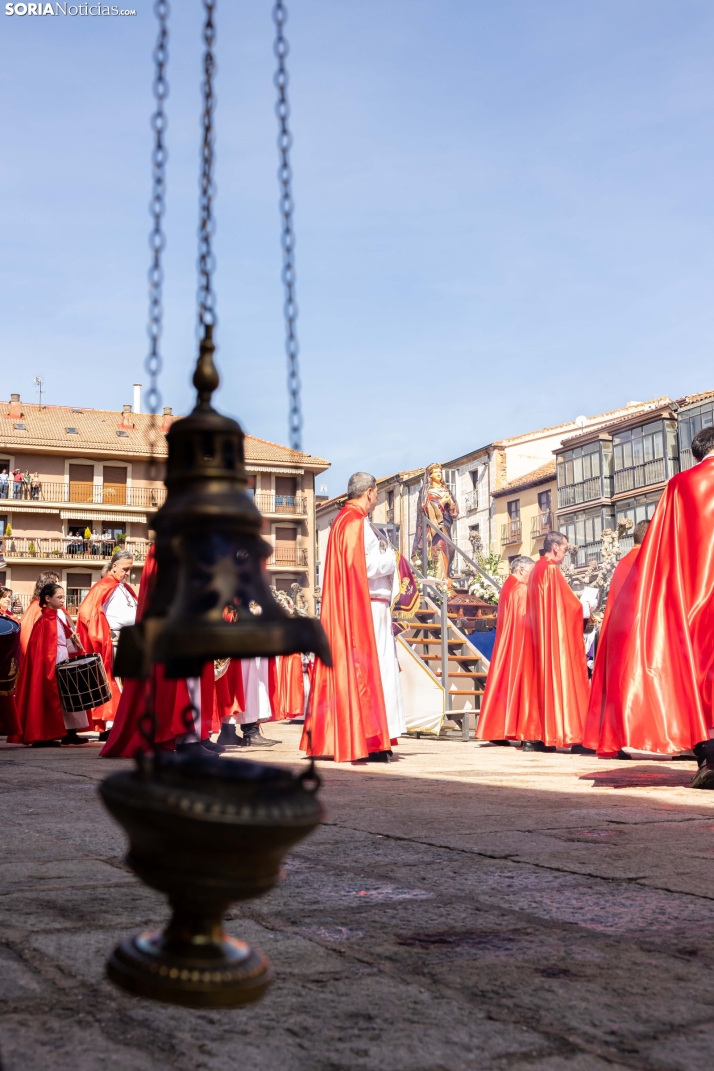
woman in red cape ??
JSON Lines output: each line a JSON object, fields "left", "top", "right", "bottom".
{"left": 515, "top": 535, "right": 590, "bottom": 749}
{"left": 101, "top": 546, "right": 217, "bottom": 757}
{"left": 301, "top": 494, "right": 391, "bottom": 762}
{"left": 476, "top": 557, "right": 533, "bottom": 743}
{"left": 583, "top": 522, "right": 648, "bottom": 755}
{"left": 19, "top": 571, "right": 60, "bottom": 659}
{"left": 587, "top": 436, "right": 714, "bottom": 761}
{"left": 77, "top": 556, "right": 137, "bottom": 731}
{"left": 0, "top": 587, "right": 21, "bottom": 737}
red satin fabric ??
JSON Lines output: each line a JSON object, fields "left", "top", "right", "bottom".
{"left": 515, "top": 558, "right": 589, "bottom": 747}
{"left": 14, "top": 607, "right": 66, "bottom": 744}
{"left": 301, "top": 499, "right": 390, "bottom": 762}
{"left": 19, "top": 598, "right": 41, "bottom": 659}
{"left": 77, "top": 575, "right": 131, "bottom": 728}
{"left": 475, "top": 575, "right": 528, "bottom": 741}
{"left": 215, "top": 659, "right": 246, "bottom": 723}
{"left": 587, "top": 457, "right": 714, "bottom": 754}
{"left": 273, "top": 653, "right": 305, "bottom": 720}
{"left": 583, "top": 546, "right": 640, "bottom": 753}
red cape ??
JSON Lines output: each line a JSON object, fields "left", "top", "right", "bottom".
{"left": 15, "top": 607, "right": 66, "bottom": 744}
{"left": 301, "top": 499, "right": 390, "bottom": 761}
{"left": 19, "top": 598, "right": 41, "bottom": 659}
{"left": 77, "top": 574, "right": 136, "bottom": 728}
{"left": 476, "top": 574, "right": 528, "bottom": 741}
{"left": 583, "top": 546, "right": 641, "bottom": 753}
{"left": 215, "top": 659, "right": 246, "bottom": 723}
{"left": 273, "top": 653, "right": 305, "bottom": 720}
{"left": 587, "top": 457, "right": 714, "bottom": 754}
{"left": 515, "top": 557, "right": 589, "bottom": 747}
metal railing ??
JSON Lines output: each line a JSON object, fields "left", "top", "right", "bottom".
{"left": 679, "top": 447, "right": 693, "bottom": 472}
{"left": 0, "top": 536, "right": 152, "bottom": 562}
{"left": 253, "top": 492, "right": 308, "bottom": 515}
{"left": 613, "top": 457, "right": 667, "bottom": 494}
{"left": 618, "top": 534, "right": 634, "bottom": 556}
{"left": 0, "top": 481, "right": 166, "bottom": 509}
{"left": 566, "top": 540, "right": 603, "bottom": 569}
{"left": 268, "top": 546, "right": 308, "bottom": 567}
{"left": 557, "top": 477, "right": 602, "bottom": 509}
{"left": 531, "top": 512, "right": 553, "bottom": 537}
{"left": 500, "top": 520, "right": 522, "bottom": 545}
{"left": 464, "top": 490, "right": 479, "bottom": 512}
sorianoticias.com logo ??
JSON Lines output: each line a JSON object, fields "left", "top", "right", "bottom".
{"left": 5, "top": 3, "right": 137, "bottom": 14}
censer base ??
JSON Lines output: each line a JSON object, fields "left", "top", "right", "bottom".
{"left": 107, "top": 930, "right": 274, "bottom": 1008}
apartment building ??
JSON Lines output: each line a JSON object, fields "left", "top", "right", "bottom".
{"left": 0, "top": 392, "right": 329, "bottom": 613}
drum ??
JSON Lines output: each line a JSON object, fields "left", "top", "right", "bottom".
{"left": 0, "top": 616, "right": 20, "bottom": 695}
{"left": 56, "top": 654, "right": 112, "bottom": 713}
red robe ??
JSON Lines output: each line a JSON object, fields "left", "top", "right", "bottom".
{"left": 475, "top": 575, "right": 528, "bottom": 741}
{"left": 215, "top": 659, "right": 246, "bottom": 724}
{"left": 19, "top": 598, "right": 41, "bottom": 659}
{"left": 15, "top": 607, "right": 67, "bottom": 744}
{"left": 101, "top": 547, "right": 216, "bottom": 757}
{"left": 515, "top": 557, "right": 590, "bottom": 748}
{"left": 0, "top": 610, "right": 21, "bottom": 736}
{"left": 275, "top": 653, "right": 305, "bottom": 720}
{"left": 301, "top": 499, "right": 390, "bottom": 762}
{"left": 587, "top": 457, "right": 714, "bottom": 754}
{"left": 77, "top": 575, "right": 136, "bottom": 728}
{"left": 582, "top": 546, "right": 641, "bottom": 754}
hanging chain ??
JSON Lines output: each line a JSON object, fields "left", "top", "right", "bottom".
{"left": 146, "top": 0, "right": 169, "bottom": 421}
{"left": 273, "top": 0, "right": 302, "bottom": 451}
{"left": 198, "top": 0, "right": 217, "bottom": 334}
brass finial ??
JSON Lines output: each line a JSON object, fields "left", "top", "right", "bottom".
{"left": 193, "top": 324, "right": 220, "bottom": 407}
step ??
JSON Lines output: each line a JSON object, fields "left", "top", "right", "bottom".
{"left": 421, "top": 654, "right": 484, "bottom": 663}
{"left": 405, "top": 639, "right": 464, "bottom": 646}
{"left": 449, "top": 689, "right": 485, "bottom": 696}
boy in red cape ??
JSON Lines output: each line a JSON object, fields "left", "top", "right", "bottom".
{"left": 588, "top": 428, "right": 714, "bottom": 788}
{"left": 476, "top": 556, "right": 534, "bottom": 744}
{"left": 77, "top": 552, "right": 137, "bottom": 736}
{"left": 515, "top": 531, "right": 590, "bottom": 752}
{"left": 301, "top": 472, "right": 392, "bottom": 763}
{"left": 583, "top": 519, "right": 650, "bottom": 757}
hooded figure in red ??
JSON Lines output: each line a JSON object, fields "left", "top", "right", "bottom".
{"left": 587, "top": 429, "right": 714, "bottom": 787}
{"left": 583, "top": 519, "right": 650, "bottom": 755}
{"left": 514, "top": 532, "right": 590, "bottom": 751}
{"left": 476, "top": 556, "right": 534, "bottom": 743}
{"left": 77, "top": 554, "right": 137, "bottom": 730}
{"left": 301, "top": 479, "right": 391, "bottom": 763}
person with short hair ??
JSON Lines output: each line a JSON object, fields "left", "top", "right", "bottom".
{"left": 476, "top": 556, "right": 534, "bottom": 745}
{"left": 302, "top": 471, "right": 405, "bottom": 763}
{"left": 589, "top": 427, "right": 714, "bottom": 787}
{"left": 514, "top": 531, "right": 590, "bottom": 752}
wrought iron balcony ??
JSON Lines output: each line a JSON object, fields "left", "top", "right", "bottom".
{"left": 0, "top": 481, "right": 166, "bottom": 509}
{"left": 268, "top": 546, "right": 308, "bottom": 567}
{"left": 679, "top": 447, "right": 693, "bottom": 472}
{"left": 613, "top": 457, "right": 668, "bottom": 495}
{"left": 557, "top": 477, "right": 602, "bottom": 509}
{"left": 0, "top": 536, "right": 152, "bottom": 563}
{"left": 252, "top": 492, "right": 308, "bottom": 516}
{"left": 500, "top": 520, "right": 522, "bottom": 546}
{"left": 530, "top": 511, "right": 553, "bottom": 537}
{"left": 565, "top": 540, "right": 603, "bottom": 569}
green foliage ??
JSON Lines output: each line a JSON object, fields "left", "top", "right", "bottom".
{"left": 465, "top": 545, "right": 504, "bottom": 606}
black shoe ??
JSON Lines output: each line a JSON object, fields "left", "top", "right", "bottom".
{"left": 521, "top": 740, "right": 556, "bottom": 753}
{"left": 615, "top": 749, "right": 632, "bottom": 760}
{"left": 690, "top": 762, "right": 714, "bottom": 790}
{"left": 175, "top": 741, "right": 203, "bottom": 754}
{"left": 31, "top": 739, "right": 62, "bottom": 748}
{"left": 98, "top": 730, "right": 111, "bottom": 742}
{"left": 217, "top": 723, "right": 246, "bottom": 747}
{"left": 366, "top": 750, "right": 392, "bottom": 763}
{"left": 240, "top": 725, "right": 280, "bottom": 747}
{"left": 570, "top": 744, "right": 596, "bottom": 755}
{"left": 488, "top": 740, "right": 512, "bottom": 746}
{"left": 61, "top": 730, "right": 88, "bottom": 746}
{"left": 200, "top": 739, "right": 226, "bottom": 754}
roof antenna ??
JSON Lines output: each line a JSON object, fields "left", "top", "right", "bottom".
{"left": 34, "top": 375, "right": 44, "bottom": 408}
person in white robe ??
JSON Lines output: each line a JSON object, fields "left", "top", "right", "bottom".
{"left": 364, "top": 520, "right": 406, "bottom": 741}
{"left": 239, "top": 658, "right": 280, "bottom": 747}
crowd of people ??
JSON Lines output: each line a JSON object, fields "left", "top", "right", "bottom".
{"left": 0, "top": 546, "right": 308, "bottom": 754}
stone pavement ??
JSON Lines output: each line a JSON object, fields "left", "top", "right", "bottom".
{"left": 1, "top": 728, "right": 714, "bottom": 1071}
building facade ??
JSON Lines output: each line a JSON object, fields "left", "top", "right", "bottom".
{"left": 0, "top": 393, "right": 328, "bottom": 613}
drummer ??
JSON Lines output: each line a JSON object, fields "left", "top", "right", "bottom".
{"left": 77, "top": 550, "right": 138, "bottom": 741}
{"left": 0, "top": 587, "right": 21, "bottom": 739}
{"left": 15, "top": 583, "right": 89, "bottom": 747}
{"left": 20, "top": 570, "right": 61, "bottom": 658}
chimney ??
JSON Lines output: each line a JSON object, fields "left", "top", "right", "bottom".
{"left": 161, "top": 405, "right": 173, "bottom": 433}
{"left": 8, "top": 393, "right": 22, "bottom": 418}
{"left": 119, "top": 404, "right": 134, "bottom": 429}
{"left": 133, "top": 383, "right": 142, "bottom": 414}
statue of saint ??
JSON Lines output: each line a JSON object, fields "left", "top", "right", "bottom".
{"left": 412, "top": 463, "right": 459, "bottom": 580}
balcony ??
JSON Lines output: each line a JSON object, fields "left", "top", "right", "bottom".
{"left": 618, "top": 534, "right": 634, "bottom": 556}
{"left": 530, "top": 512, "right": 553, "bottom": 538}
{"left": 679, "top": 447, "right": 693, "bottom": 472}
{"left": 253, "top": 492, "right": 308, "bottom": 516}
{"left": 0, "top": 482, "right": 166, "bottom": 510}
{"left": 268, "top": 546, "right": 308, "bottom": 568}
{"left": 500, "top": 520, "right": 522, "bottom": 546}
{"left": 0, "top": 536, "right": 152, "bottom": 564}
{"left": 613, "top": 457, "right": 669, "bottom": 495}
{"left": 557, "top": 476, "right": 603, "bottom": 509}
{"left": 565, "top": 540, "right": 603, "bottom": 570}
{"left": 464, "top": 490, "right": 479, "bottom": 513}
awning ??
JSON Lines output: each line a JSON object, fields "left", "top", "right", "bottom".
{"left": 60, "top": 510, "right": 147, "bottom": 524}
{"left": 5, "top": 505, "right": 61, "bottom": 515}
{"left": 246, "top": 465, "right": 304, "bottom": 475}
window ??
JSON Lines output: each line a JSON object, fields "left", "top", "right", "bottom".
{"left": 538, "top": 490, "right": 551, "bottom": 514}
{"left": 613, "top": 423, "right": 665, "bottom": 470}
{"left": 678, "top": 403, "right": 714, "bottom": 469}
{"left": 116, "top": 430, "right": 129, "bottom": 438}
{"left": 68, "top": 464, "right": 94, "bottom": 504}
{"left": 66, "top": 572, "right": 93, "bottom": 611}
{"left": 507, "top": 499, "right": 520, "bottom": 520}
{"left": 246, "top": 474, "right": 256, "bottom": 499}
{"left": 102, "top": 522, "right": 126, "bottom": 543}
{"left": 103, "top": 465, "right": 127, "bottom": 505}
{"left": 274, "top": 577, "right": 297, "bottom": 593}
{"left": 65, "top": 428, "right": 78, "bottom": 435}
{"left": 275, "top": 526, "right": 297, "bottom": 544}
{"left": 275, "top": 476, "right": 297, "bottom": 498}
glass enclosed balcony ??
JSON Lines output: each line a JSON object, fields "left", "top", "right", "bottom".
{"left": 612, "top": 420, "right": 678, "bottom": 493}
{"left": 556, "top": 441, "right": 612, "bottom": 509}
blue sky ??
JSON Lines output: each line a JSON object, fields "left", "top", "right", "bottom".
{"left": 1, "top": 1, "right": 713, "bottom": 496}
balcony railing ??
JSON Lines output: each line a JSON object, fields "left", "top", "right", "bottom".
{"left": 500, "top": 520, "right": 522, "bottom": 546}
{"left": 679, "top": 447, "right": 693, "bottom": 472}
{"left": 618, "top": 534, "right": 634, "bottom": 556}
{"left": 268, "top": 546, "right": 308, "bottom": 567}
{"left": 253, "top": 492, "right": 308, "bottom": 515}
{"left": 0, "top": 536, "right": 152, "bottom": 562}
{"left": 565, "top": 540, "right": 603, "bottom": 569}
{"left": 557, "top": 476, "right": 603, "bottom": 509}
{"left": 0, "top": 481, "right": 166, "bottom": 509}
{"left": 464, "top": 490, "right": 479, "bottom": 512}
{"left": 613, "top": 457, "right": 669, "bottom": 494}
{"left": 530, "top": 511, "right": 553, "bottom": 537}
